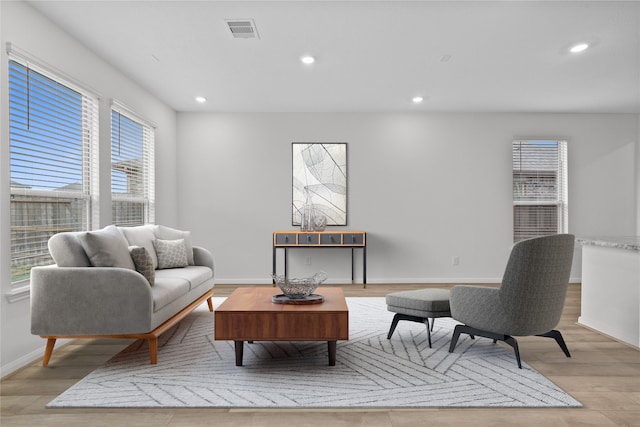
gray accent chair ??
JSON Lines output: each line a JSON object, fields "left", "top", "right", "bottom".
{"left": 448, "top": 234, "right": 575, "bottom": 368}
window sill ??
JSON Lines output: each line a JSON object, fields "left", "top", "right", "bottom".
{"left": 5, "top": 283, "right": 30, "bottom": 303}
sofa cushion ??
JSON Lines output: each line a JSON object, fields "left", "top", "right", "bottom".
{"left": 129, "top": 246, "right": 155, "bottom": 286}
{"left": 120, "top": 224, "right": 158, "bottom": 269}
{"left": 155, "top": 225, "right": 194, "bottom": 265}
{"left": 151, "top": 277, "right": 190, "bottom": 312}
{"left": 153, "top": 239, "right": 188, "bottom": 269}
{"left": 154, "top": 266, "right": 213, "bottom": 291}
{"left": 48, "top": 232, "right": 91, "bottom": 267}
{"left": 78, "top": 225, "right": 135, "bottom": 269}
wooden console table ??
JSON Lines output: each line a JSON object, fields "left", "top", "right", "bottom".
{"left": 273, "top": 231, "right": 367, "bottom": 287}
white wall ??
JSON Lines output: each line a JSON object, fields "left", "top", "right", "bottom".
{"left": 637, "top": 114, "right": 640, "bottom": 235}
{"left": 0, "top": 1, "right": 177, "bottom": 377}
{"left": 176, "top": 112, "right": 638, "bottom": 284}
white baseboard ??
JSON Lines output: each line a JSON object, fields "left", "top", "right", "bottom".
{"left": 364, "top": 277, "right": 503, "bottom": 284}
{"left": 1, "top": 338, "right": 71, "bottom": 380}
{"left": 217, "top": 278, "right": 274, "bottom": 285}
{"left": 216, "top": 277, "right": 582, "bottom": 285}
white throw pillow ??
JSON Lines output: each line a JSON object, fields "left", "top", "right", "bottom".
{"left": 153, "top": 239, "right": 188, "bottom": 269}
{"left": 154, "top": 225, "right": 194, "bottom": 265}
{"left": 78, "top": 225, "right": 135, "bottom": 269}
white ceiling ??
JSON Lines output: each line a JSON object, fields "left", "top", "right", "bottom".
{"left": 26, "top": 1, "right": 640, "bottom": 113}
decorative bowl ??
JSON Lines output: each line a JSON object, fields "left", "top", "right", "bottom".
{"left": 271, "top": 272, "right": 328, "bottom": 299}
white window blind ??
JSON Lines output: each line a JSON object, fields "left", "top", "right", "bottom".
{"left": 111, "top": 105, "right": 155, "bottom": 226}
{"left": 512, "top": 140, "right": 568, "bottom": 242}
{"left": 9, "top": 58, "right": 99, "bottom": 283}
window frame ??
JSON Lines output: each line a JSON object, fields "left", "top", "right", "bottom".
{"left": 512, "top": 139, "right": 568, "bottom": 242}
{"left": 7, "top": 50, "right": 99, "bottom": 295}
{"left": 110, "top": 102, "right": 155, "bottom": 227}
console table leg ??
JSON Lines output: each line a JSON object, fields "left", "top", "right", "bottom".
{"left": 235, "top": 341, "right": 244, "bottom": 366}
{"left": 351, "top": 248, "right": 355, "bottom": 285}
{"left": 363, "top": 246, "right": 367, "bottom": 288}
{"left": 328, "top": 340, "right": 337, "bottom": 366}
{"left": 284, "top": 248, "right": 288, "bottom": 278}
{"left": 272, "top": 247, "right": 276, "bottom": 285}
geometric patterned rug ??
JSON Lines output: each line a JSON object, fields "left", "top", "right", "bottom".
{"left": 47, "top": 297, "right": 581, "bottom": 408}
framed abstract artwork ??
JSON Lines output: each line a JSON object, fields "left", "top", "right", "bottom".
{"left": 292, "top": 143, "right": 347, "bottom": 226}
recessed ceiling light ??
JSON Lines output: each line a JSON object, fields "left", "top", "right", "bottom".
{"left": 301, "top": 55, "right": 315, "bottom": 65}
{"left": 195, "top": 96, "right": 207, "bottom": 103}
{"left": 569, "top": 43, "right": 589, "bottom": 53}
{"left": 412, "top": 96, "right": 424, "bottom": 104}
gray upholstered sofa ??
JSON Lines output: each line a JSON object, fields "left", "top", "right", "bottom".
{"left": 30, "top": 224, "right": 214, "bottom": 365}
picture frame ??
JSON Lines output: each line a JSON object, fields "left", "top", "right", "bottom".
{"left": 292, "top": 143, "right": 347, "bottom": 226}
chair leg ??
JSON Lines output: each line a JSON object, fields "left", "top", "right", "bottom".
{"left": 503, "top": 335, "right": 522, "bottom": 369}
{"left": 430, "top": 317, "right": 435, "bottom": 332}
{"left": 425, "top": 318, "right": 432, "bottom": 348}
{"left": 448, "top": 324, "right": 523, "bottom": 369}
{"left": 448, "top": 324, "right": 464, "bottom": 353}
{"left": 206, "top": 297, "right": 213, "bottom": 312}
{"left": 537, "top": 330, "right": 571, "bottom": 358}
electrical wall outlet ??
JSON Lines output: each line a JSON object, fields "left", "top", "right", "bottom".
{"left": 305, "top": 256, "right": 312, "bottom": 265}
{"left": 452, "top": 256, "right": 460, "bottom": 266}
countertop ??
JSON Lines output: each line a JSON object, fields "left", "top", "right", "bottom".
{"left": 576, "top": 236, "right": 640, "bottom": 252}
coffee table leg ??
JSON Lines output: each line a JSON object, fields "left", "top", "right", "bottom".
{"left": 235, "top": 340, "right": 244, "bottom": 366}
{"left": 328, "top": 341, "right": 337, "bottom": 366}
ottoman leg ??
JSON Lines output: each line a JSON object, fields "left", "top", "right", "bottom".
{"left": 386, "top": 289, "right": 451, "bottom": 350}
{"left": 388, "top": 313, "right": 434, "bottom": 348}
{"left": 387, "top": 313, "right": 402, "bottom": 339}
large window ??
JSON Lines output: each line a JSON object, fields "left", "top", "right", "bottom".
{"left": 111, "top": 106, "right": 155, "bottom": 226}
{"left": 512, "top": 140, "right": 568, "bottom": 242}
{"left": 9, "top": 58, "right": 99, "bottom": 283}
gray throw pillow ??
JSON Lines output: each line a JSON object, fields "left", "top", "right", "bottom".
{"left": 129, "top": 245, "right": 155, "bottom": 286}
{"left": 153, "top": 238, "right": 188, "bottom": 269}
{"left": 78, "top": 225, "right": 135, "bottom": 269}
{"left": 154, "top": 225, "right": 194, "bottom": 265}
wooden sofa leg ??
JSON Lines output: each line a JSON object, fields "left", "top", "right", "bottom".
{"left": 207, "top": 297, "right": 213, "bottom": 312}
{"left": 43, "top": 338, "right": 56, "bottom": 366}
{"left": 149, "top": 337, "right": 158, "bottom": 364}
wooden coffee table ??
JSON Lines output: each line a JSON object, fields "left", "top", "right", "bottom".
{"left": 214, "top": 287, "right": 349, "bottom": 366}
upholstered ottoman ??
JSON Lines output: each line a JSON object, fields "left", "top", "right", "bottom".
{"left": 386, "top": 288, "right": 451, "bottom": 347}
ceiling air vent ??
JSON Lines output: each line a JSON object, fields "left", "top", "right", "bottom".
{"left": 225, "top": 19, "right": 259, "bottom": 39}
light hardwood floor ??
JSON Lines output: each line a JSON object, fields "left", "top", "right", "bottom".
{"left": 2, "top": 283, "right": 639, "bottom": 426}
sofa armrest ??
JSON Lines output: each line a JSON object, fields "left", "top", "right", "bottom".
{"left": 30, "top": 266, "right": 154, "bottom": 336}
{"left": 192, "top": 246, "right": 214, "bottom": 274}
